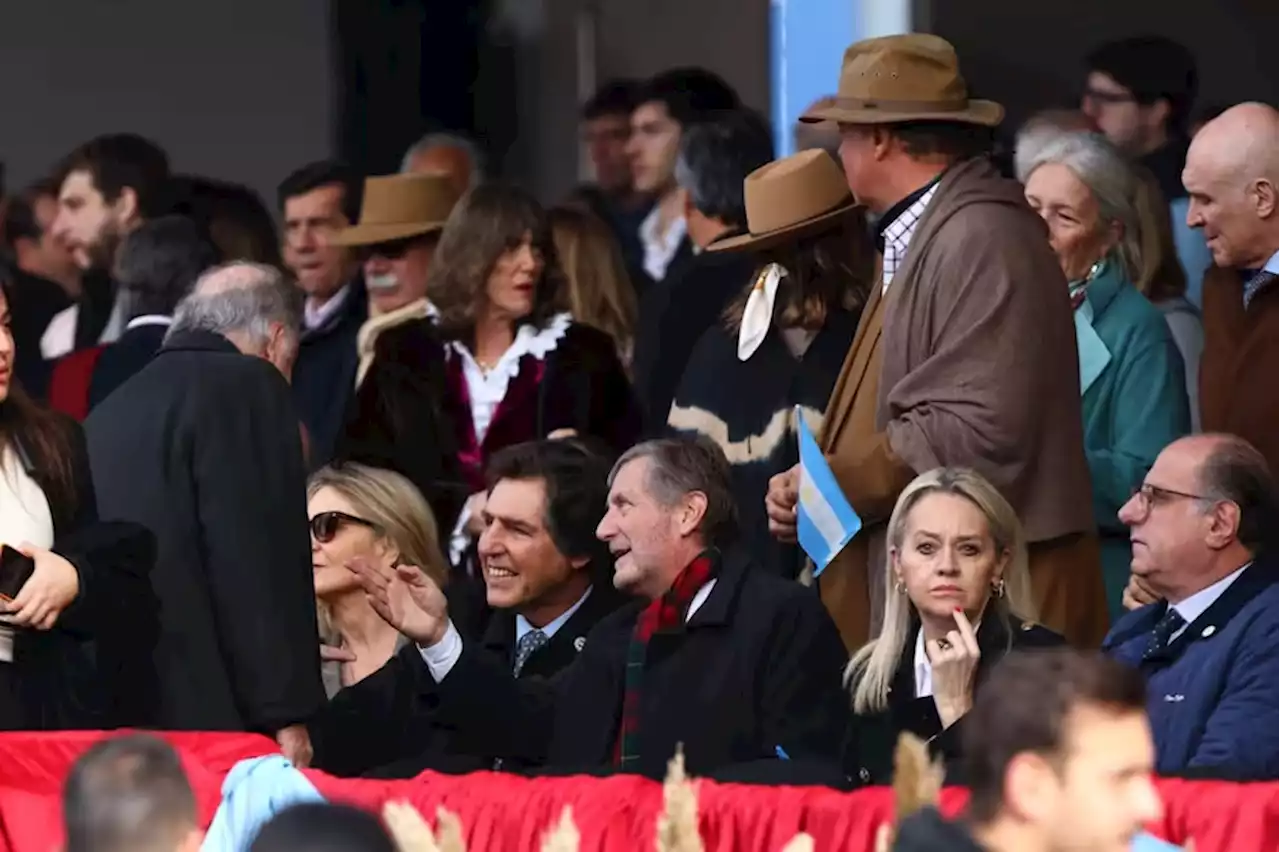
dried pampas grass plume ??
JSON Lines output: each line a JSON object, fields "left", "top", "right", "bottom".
{"left": 382, "top": 801, "right": 468, "bottom": 852}
{"left": 779, "top": 833, "right": 815, "bottom": 852}
{"left": 892, "top": 732, "right": 943, "bottom": 825}
{"left": 656, "top": 745, "right": 704, "bottom": 852}
{"left": 540, "top": 806, "right": 581, "bottom": 852}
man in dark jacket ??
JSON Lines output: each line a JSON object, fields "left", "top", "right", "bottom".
{"left": 277, "top": 161, "right": 366, "bottom": 467}
{"left": 85, "top": 261, "right": 325, "bottom": 764}
{"left": 632, "top": 109, "right": 772, "bottom": 431}
{"left": 359, "top": 435, "right": 847, "bottom": 779}
{"left": 1107, "top": 434, "right": 1278, "bottom": 778}
{"left": 79, "top": 215, "right": 218, "bottom": 410}
{"left": 890, "top": 649, "right": 1161, "bottom": 852}
{"left": 310, "top": 439, "right": 630, "bottom": 777}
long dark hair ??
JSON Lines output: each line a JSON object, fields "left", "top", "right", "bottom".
{"left": 0, "top": 268, "right": 79, "bottom": 523}
{"left": 427, "top": 183, "right": 564, "bottom": 345}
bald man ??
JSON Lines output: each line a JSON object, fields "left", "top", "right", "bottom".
{"left": 1105, "top": 433, "right": 1277, "bottom": 778}
{"left": 401, "top": 132, "right": 483, "bottom": 197}
{"left": 1183, "top": 103, "right": 1278, "bottom": 475}
{"left": 86, "top": 261, "right": 325, "bottom": 758}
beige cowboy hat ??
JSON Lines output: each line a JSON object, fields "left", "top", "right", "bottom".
{"left": 331, "top": 172, "right": 462, "bottom": 246}
{"left": 801, "top": 33, "right": 1003, "bottom": 127}
{"left": 709, "top": 149, "right": 859, "bottom": 253}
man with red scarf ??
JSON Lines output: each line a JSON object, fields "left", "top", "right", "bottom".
{"left": 357, "top": 435, "right": 847, "bottom": 780}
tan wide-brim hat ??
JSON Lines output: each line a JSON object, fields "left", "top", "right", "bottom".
{"left": 801, "top": 33, "right": 1003, "bottom": 127}
{"left": 331, "top": 172, "right": 462, "bottom": 246}
{"left": 709, "top": 149, "right": 859, "bottom": 253}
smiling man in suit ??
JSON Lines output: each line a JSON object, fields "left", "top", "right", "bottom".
{"left": 309, "top": 439, "right": 629, "bottom": 777}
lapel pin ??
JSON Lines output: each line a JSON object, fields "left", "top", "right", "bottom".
{"left": 1201, "top": 625, "right": 1216, "bottom": 638}
{"left": 574, "top": 636, "right": 586, "bottom": 652}
{"left": 1163, "top": 694, "right": 1185, "bottom": 702}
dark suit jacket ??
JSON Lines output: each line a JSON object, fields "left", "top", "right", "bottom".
{"left": 85, "top": 330, "right": 326, "bottom": 733}
{"left": 1104, "top": 554, "right": 1278, "bottom": 779}
{"left": 293, "top": 281, "right": 367, "bottom": 469}
{"left": 632, "top": 237, "right": 754, "bottom": 432}
{"left": 843, "top": 610, "right": 1063, "bottom": 787}
{"left": 432, "top": 547, "right": 849, "bottom": 779}
{"left": 87, "top": 322, "right": 169, "bottom": 411}
{"left": 309, "top": 580, "right": 629, "bottom": 778}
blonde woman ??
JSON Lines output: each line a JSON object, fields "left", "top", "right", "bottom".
{"left": 549, "top": 205, "right": 639, "bottom": 367}
{"left": 842, "top": 468, "right": 1063, "bottom": 787}
{"left": 307, "top": 462, "right": 447, "bottom": 698}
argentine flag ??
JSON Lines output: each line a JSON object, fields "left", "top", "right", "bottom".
{"left": 794, "top": 405, "right": 861, "bottom": 576}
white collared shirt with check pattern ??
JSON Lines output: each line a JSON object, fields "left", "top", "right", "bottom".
{"left": 881, "top": 183, "right": 940, "bottom": 292}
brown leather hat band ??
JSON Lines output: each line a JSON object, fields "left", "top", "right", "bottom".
{"left": 829, "top": 95, "right": 970, "bottom": 113}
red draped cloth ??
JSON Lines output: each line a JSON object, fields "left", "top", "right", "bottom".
{"left": 0, "top": 732, "right": 1273, "bottom": 852}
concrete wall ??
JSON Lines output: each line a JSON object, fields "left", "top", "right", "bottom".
{"left": 926, "top": 0, "right": 1277, "bottom": 127}
{"left": 0, "top": 0, "right": 333, "bottom": 207}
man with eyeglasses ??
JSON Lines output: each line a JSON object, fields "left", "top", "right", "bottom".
{"left": 1102, "top": 433, "right": 1277, "bottom": 779}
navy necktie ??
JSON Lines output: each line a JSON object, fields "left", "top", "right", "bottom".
{"left": 1143, "top": 608, "right": 1187, "bottom": 661}
{"left": 513, "top": 628, "right": 548, "bottom": 676}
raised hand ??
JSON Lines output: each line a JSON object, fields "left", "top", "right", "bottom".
{"left": 925, "top": 608, "right": 981, "bottom": 728}
{"left": 351, "top": 557, "right": 449, "bottom": 646}
{"left": 766, "top": 465, "right": 800, "bottom": 543}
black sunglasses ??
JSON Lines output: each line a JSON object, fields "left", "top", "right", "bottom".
{"left": 310, "top": 511, "right": 379, "bottom": 543}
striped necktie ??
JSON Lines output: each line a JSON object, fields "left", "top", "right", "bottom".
{"left": 1243, "top": 269, "right": 1277, "bottom": 308}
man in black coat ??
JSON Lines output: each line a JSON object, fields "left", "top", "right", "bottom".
{"left": 359, "top": 435, "right": 848, "bottom": 779}
{"left": 310, "top": 439, "right": 630, "bottom": 777}
{"left": 85, "top": 261, "right": 325, "bottom": 764}
{"left": 87, "top": 215, "right": 219, "bottom": 410}
{"left": 631, "top": 110, "right": 773, "bottom": 432}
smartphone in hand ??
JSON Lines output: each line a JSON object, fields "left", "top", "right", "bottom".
{"left": 0, "top": 546, "right": 35, "bottom": 603}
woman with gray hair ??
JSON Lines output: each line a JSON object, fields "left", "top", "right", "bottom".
{"left": 1022, "top": 131, "right": 1190, "bottom": 621}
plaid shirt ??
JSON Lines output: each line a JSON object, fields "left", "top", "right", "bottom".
{"left": 881, "top": 182, "right": 940, "bottom": 292}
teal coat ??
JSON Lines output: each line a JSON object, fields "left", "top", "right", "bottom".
{"left": 1076, "top": 262, "right": 1191, "bottom": 620}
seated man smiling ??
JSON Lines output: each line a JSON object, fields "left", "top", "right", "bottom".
{"left": 309, "top": 439, "right": 628, "bottom": 777}
{"left": 358, "top": 435, "right": 848, "bottom": 779}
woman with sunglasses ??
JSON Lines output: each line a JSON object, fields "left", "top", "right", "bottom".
{"left": 306, "top": 462, "right": 448, "bottom": 697}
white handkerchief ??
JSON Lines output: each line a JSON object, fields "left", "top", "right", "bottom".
{"left": 738, "top": 263, "right": 787, "bottom": 361}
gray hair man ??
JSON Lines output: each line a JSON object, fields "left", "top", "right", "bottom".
{"left": 168, "top": 261, "right": 304, "bottom": 380}
{"left": 400, "top": 131, "right": 486, "bottom": 196}
{"left": 357, "top": 434, "right": 848, "bottom": 780}
{"left": 673, "top": 108, "right": 774, "bottom": 250}
{"left": 63, "top": 734, "right": 202, "bottom": 852}
{"left": 86, "top": 261, "right": 326, "bottom": 762}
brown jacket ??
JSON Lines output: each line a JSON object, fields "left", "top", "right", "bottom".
{"left": 819, "top": 158, "right": 1095, "bottom": 650}
{"left": 1199, "top": 265, "right": 1277, "bottom": 475}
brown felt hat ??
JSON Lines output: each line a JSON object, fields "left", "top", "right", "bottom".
{"left": 709, "top": 149, "right": 858, "bottom": 253}
{"left": 331, "top": 172, "right": 462, "bottom": 246}
{"left": 801, "top": 33, "right": 1003, "bottom": 127}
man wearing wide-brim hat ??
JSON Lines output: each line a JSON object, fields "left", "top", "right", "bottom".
{"left": 330, "top": 171, "right": 462, "bottom": 386}
{"left": 765, "top": 34, "right": 1107, "bottom": 650}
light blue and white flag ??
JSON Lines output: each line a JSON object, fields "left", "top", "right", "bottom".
{"left": 1130, "top": 833, "right": 1187, "bottom": 852}
{"left": 794, "top": 405, "right": 861, "bottom": 576}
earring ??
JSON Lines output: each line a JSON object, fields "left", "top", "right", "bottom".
{"left": 894, "top": 578, "right": 906, "bottom": 595}
{"left": 992, "top": 578, "right": 1006, "bottom": 599}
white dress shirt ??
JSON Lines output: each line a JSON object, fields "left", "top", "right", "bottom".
{"left": 303, "top": 284, "right": 351, "bottom": 332}
{"left": 1168, "top": 563, "right": 1249, "bottom": 642}
{"left": 639, "top": 206, "right": 688, "bottom": 283}
{"left": 515, "top": 586, "right": 592, "bottom": 643}
{"left": 421, "top": 579, "right": 717, "bottom": 682}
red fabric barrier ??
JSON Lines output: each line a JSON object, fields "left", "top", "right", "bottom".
{"left": 0, "top": 732, "right": 1274, "bottom": 852}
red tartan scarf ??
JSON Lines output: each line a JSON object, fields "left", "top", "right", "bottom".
{"left": 614, "top": 549, "right": 720, "bottom": 769}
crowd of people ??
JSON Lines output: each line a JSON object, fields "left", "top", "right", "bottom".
{"left": 0, "top": 28, "right": 1275, "bottom": 852}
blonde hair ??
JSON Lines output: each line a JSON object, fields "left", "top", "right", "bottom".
{"left": 308, "top": 462, "right": 448, "bottom": 638}
{"left": 846, "top": 468, "right": 1036, "bottom": 715}
{"left": 549, "top": 206, "right": 638, "bottom": 366}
